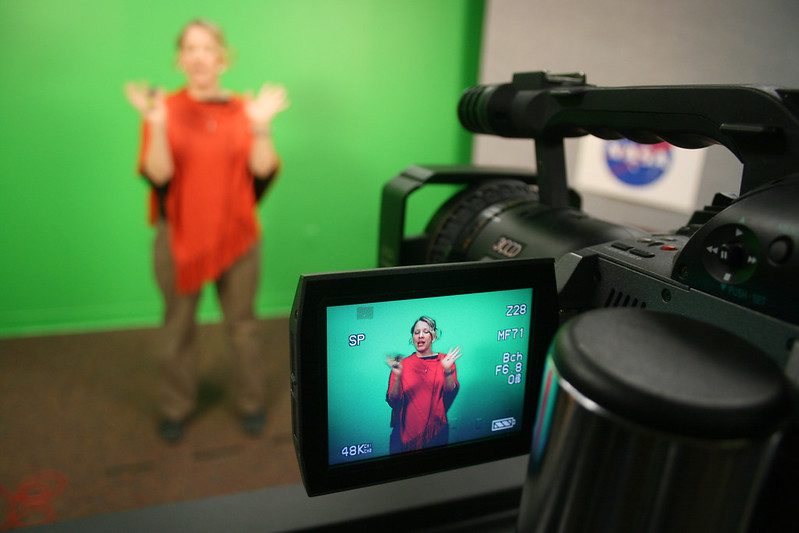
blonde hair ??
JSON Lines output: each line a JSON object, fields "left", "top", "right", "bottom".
{"left": 176, "top": 18, "right": 227, "bottom": 50}
{"left": 410, "top": 316, "right": 440, "bottom": 343}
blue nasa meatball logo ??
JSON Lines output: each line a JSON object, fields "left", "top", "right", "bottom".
{"left": 604, "top": 139, "right": 673, "bottom": 186}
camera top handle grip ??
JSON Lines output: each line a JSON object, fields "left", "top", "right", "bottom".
{"left": 459, "top": 71, "right": 799, "bottom": 205}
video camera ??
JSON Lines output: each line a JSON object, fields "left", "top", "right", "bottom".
{"left": 292, "top": 72, "right": 799, "bottom": 530}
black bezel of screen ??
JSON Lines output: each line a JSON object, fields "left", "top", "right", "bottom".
{"left": 290, "top": 259, "right": 558, "bottom": 496}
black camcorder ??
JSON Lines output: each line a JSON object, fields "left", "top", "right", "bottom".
{"left": 292, "top": 72, "right": 799, "bottom": 530}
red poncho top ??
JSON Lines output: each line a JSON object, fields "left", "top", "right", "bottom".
{"left": 138, "top": 88, "right": 273, "bottom": 294}
{"left": 386, "top": 353, "right": 459, "bottom": 451}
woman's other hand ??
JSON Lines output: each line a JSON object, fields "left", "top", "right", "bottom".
{"left": 124, "top": 81, "right": 167, "bottom": 124}
{"left": 442, "top": 346, "right": 461, "bottom": 375}
{"left": 386, "top": 356, "right": 403, "bottom": 376}
{"left": 245, "top": 83, "right": 289, "bottom": 130}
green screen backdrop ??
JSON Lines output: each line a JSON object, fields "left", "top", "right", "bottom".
{"left": 0, "top": 0, "right": 484, "bottom": 336}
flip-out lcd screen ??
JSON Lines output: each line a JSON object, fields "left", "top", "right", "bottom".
{"left": 290, "top": 259, "right": 557, "bottom": 495}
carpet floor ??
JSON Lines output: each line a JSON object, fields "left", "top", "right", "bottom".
{"left": 0, "top": 318, "right": 300, "bottom": 530}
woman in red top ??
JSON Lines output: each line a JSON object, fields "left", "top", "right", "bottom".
{"left": 125, "top": 19, "right": 289, "bottom": 442}
{"left": 386, "top": 316, "right": 462, "bottom": 453}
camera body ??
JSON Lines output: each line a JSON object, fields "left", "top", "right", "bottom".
{"left": 379, "top": 167, "right": 799, "bottom": 376}
{"left": 377, "top": 72, "right": 799, "bottom": 528}
{"left": 291, "top": 71, "right": 798, "bottom": 528}
{"left": 380, "top": 72, "right": 799, "bottom": 382}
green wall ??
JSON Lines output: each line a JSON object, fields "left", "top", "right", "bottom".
{"left": 0, "top": 0, "right": 484, "bottom": 336}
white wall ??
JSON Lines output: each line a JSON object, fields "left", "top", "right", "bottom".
{"left": 475, "top": 0, "right": 799, "bottom": 230}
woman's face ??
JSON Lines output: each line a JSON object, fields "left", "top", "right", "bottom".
{"left": 412, "top": 320, "right": 435, "bottom": 354}
{"left": 178, "top": 25, "right": 226, "bottom": 90}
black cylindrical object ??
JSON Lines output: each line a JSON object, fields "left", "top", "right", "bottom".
{"left": 423, "top": 179, "right": 645, "bottom": 263}
{"left": 518, "top": 308, "right": 790, "bottom": 533}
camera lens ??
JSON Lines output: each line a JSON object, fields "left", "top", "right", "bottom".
{"left": 423, "top": 179, "right": 646, "bottom": 264}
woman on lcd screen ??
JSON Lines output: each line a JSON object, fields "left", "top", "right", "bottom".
{"left": 124, "top": 19, "right": 288, "bottom": 442}
{"left": 386, "top": 316, "right": 462, "bottom": 453}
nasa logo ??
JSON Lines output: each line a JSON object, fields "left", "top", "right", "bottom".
{"left": 604, "top": 139, "right": 673, "bottom": 186}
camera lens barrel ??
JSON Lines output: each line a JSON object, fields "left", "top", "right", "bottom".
{"left": 424, "top": 179, "right": 645, "bottom": 263}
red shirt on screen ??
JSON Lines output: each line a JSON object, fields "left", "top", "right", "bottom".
{"left": 387, "top": 353, "right": 459, "bottom": 451}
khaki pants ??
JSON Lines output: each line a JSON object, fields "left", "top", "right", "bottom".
{"left": 154, "top": 221, "right": 265, "bottom": 421}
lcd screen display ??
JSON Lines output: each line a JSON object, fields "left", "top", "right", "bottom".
{"left": 326, "top": 288, "right": 534, "bottom": 466}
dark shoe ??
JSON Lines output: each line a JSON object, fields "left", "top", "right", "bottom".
{"left": 241, "top": 411, "right": 266, "bottom": 436}
{"left": 158, "top": 418, "right": 185, "bottom": 443}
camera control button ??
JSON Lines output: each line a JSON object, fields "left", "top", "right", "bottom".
{"left": 630, "top": 248, "right": 656, "bottom": 258}
{"left": 660, "top": 244, "right": 679, "bottom": 252}
{"left": 768, "top": 237, "right": 793, "bottom": 264}
{"left": 653, "top": 235, "right": 678, "bottom": 242}
{"left": 611, "top": 242, "right": 634, "bottom": 251}
{"left": 701, "top": 224, "right": 760, "bottom": 284}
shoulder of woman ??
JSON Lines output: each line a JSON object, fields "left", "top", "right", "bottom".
{"left": 224, "top": 91, "right": 245, "bottom": 105}
{"left": 165, "top": 88, "right": 189, "bottom": 110}
{"left": 169, "top": 88, "right": 188, "bottom": 101}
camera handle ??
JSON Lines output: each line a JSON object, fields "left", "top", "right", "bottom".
{"left": 379, "top": 165, "right": 541, "bottom": 267}
{"left": 459, "top": 72, "right": 799, "bottom": 205}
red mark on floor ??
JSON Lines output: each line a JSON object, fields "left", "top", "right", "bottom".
{"left": 1, "top": 470, "right": 68, "bottom": 530}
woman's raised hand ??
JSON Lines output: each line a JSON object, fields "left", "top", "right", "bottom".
{"left": 124, "top": 81, "right": 167, "bottom": 123}
{"left": 441, "top": 346, "right": 462, "bottom": 374}
{"left": 386, "top": 356, "right": 403, "bottom": 376}
{"left": 245, "top": 83, "right": 289, "bottom": 129}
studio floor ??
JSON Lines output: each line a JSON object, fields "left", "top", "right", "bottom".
{"left": 0, "top": 318, "right": 300, "bottom": 530}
